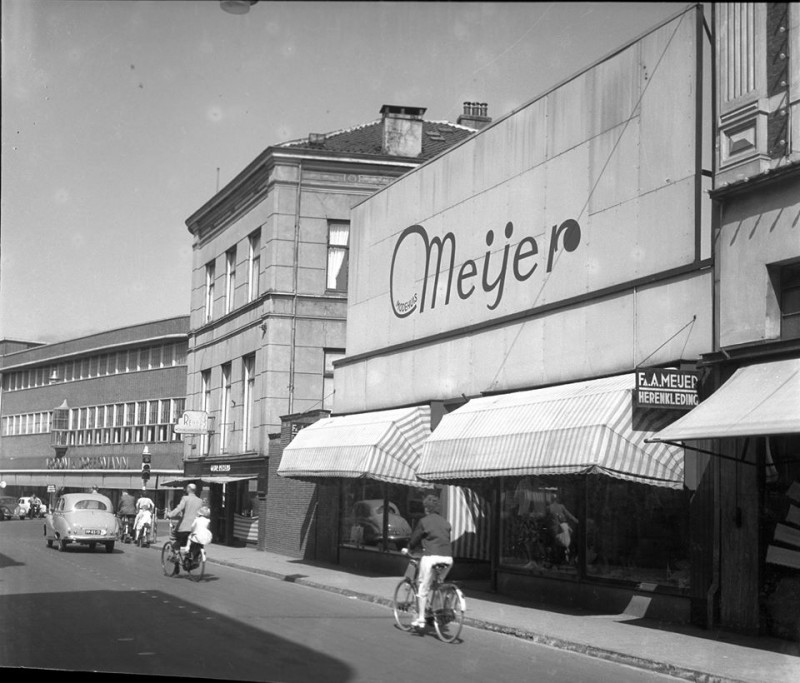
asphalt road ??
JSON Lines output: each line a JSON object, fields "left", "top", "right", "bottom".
{"left": 0, "top": 518, "right": 686, "bottom": 682}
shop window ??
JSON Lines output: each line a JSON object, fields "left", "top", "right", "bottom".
{"left": 340, "top": 481, "right": 431, "bottom": 552}
{"left": 761, "top": 435, "right": 800, "bottom": 640}
{"left": 585, "top": 478, "right": 690, "bottom": 588}
{"left": 500, "top": 478, "right": 580, "bottom": 575}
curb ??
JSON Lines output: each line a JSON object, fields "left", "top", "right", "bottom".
{"left": 208, "top": 556, "right": 750, "bottom": 683}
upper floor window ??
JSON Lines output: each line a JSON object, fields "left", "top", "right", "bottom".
{"left": 248, "top": 230, "right": 261, "bottom": 302}
{"left": 220, "top": 363, "right": 232, "bottom": 454}
{"left": 322, "top": 350, "right": 344, "bottom": 412}
{"left": 779, "top": 262, "right": 800, "bottom": 338}
{"left": 225, "top": 248, "right": 236, "bottom": 314}
{"left": 205, "top": 260, "right": 215, "bottom": 323}
{"left": 327, "top": 221, "right": 350, "bottom": 291}
{"left": 242, "top": 354, "right": 256, "bottom": 452}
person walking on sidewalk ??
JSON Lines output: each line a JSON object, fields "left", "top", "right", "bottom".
{"left": 407, "top": 493, "right": 453, "bottom": 630}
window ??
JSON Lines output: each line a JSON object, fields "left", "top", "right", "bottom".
{"left": 148, "top": 400, "right": 159, "bottom": 425}
{"left": 248, "top": 230, "right": 261, "bottom": 302}
{"left": 160, "top": 399, "right": 171, "bottom": 424}
{"left": 780, "top": 262, "right": 800, "bottom": 338}
{"left": 137, "top": 402, "right": 148, "bottom": 425}
{"left": 323, "top": 350, "right": 344, "bottom": 412}
{"left": 225, "top": 247, "right": 236, "bottom": 313}
{"left": 205, "top": 260, "right": 215, "bottom": 323}
{"left": 175, "top": 343, "right": 187, "bottom": 366}
{"left": 89, "top": 356, "right": 98, "bottom": 377}
{"left": 242, "top": 354, "right": 256, "bottom": 451}
{"left": 201, "top": 370, "right": 211, "bottom": 455}
{"left": 125, "top": 403, "right": 136, "bottom": 426}
{"left": 220, "top": 363, "right": 231, "bottom": 453}
{"left": 327, "top": 221, "right": 350, "bottom": 291}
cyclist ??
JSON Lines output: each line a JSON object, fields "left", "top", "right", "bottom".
{"left": 166, "top": 483, "right": 204, "bottom": 553}
{"left": 406, "top": 493, "right": 453, "bottom": 630}
{"left": 117, "top": 490, "right": 137, "bottom": 540}
{"left": 133, "top": 490, "right": 154, "bottom": 545}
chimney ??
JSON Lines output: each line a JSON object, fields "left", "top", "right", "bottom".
{"left": 457, "top": 102, "right": 492, "bottom": 130}
{"left": 380, "top": 105, "right": 427, "bottom": 157}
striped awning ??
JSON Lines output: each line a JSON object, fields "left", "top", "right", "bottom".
{"left": 651, "top": 358, "right": 800, "bottom": 442}
{"left": 277, "top": 406, "right": 431, "bottom": 485}
{"left": 418, "top": 374, "right": 684, "bottom": 489}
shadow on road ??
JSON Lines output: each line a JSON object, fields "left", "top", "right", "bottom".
{"left": 0, "top": 589, "right": 356, "bottom": 682}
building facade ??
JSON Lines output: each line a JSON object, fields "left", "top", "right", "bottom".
{"left": 181, "top": 105, "right": 480, "bottom": 548}
{"left": 654, "top": 2, "right": 800, "bottom": 640}
{"left": 0, "top": 316, "right": 189, "bottom": 512}
{"left": 279, "top": 5, "right": 715, "bottom": 623}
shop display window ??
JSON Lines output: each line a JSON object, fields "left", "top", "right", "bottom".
{"left": 500, "top": 477, "right": 580, "bottom": 576}
{"left": 339, "top": 480, "right": 431, "bottom": 552}
{"left": 500, "top": 475, "right": 691, "bottom": 589}
{"left": 585, "top": 477, "right": 690, "bottom": 589}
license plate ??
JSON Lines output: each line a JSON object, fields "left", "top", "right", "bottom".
{"left": 85, "top": 529, "right": 101, "bottom": 535}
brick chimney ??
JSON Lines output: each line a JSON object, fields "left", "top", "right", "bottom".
{"left": 457, "top": 102, "right": 491, "bottom": 130}
{"left": 381, "top": 105, "right": 426, "bottom": 157}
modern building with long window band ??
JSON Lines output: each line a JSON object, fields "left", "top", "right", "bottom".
{"left": 0, "top": 316, "right": 189, "bottom": 514}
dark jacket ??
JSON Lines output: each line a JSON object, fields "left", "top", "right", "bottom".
{"left": 117, "top": 493, "right": 136, "bottom": 516}
{"left": 408, "top": 512, "right": 453, "bottom": 557}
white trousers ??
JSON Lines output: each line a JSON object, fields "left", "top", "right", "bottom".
{"left": 417, "top": 555, "right": 453, "bottom": 620}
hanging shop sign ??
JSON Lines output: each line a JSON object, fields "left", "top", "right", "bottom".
{"left": 174, "top": 411, "right": 212, "bottom": 434}
{"left": 634, "top": 369, "right": 700, "bottom": 411}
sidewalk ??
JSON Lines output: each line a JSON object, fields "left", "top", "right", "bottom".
{"left": 198, "top": 542, "right": 798, "bottom": 683}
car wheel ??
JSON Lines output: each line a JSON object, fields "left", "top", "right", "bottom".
{"left": 105, "top": 542, "right": 114, "bottom": 554}
{"left": 58, "top": 539, "right": 67, "bottom": 552}
{"left": 46, "top": 539, "right": 53, "bottom": 548}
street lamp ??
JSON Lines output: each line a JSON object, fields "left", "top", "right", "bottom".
{"left": 220, "top": 1, "right": 259, "bottom": 14}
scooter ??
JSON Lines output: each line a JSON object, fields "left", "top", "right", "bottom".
{"left": 28, "top": 502, "right": 42, "bottom": 519}
{"left": 136, "top": 520, "right": 151, "bottom": 547}
{"left": 119, "top": 516, "right": 134, "bottom": 543}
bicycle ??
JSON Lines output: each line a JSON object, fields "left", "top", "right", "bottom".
{"left": 392, "top": 550, "right": 466, "bottom": 643}
{"left": 160, "top": 520, "right": 206, "bottom": 581}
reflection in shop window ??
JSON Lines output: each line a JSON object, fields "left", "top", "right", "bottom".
{"left": 499, "top": 476, "right": 691, "bottom": 590}
{"left": 339, "top": 481, "right": 433, "bottom": 552}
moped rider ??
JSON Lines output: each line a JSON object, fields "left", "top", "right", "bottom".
{"left": 117, "top": 490, "right": 137, "bottom": 540}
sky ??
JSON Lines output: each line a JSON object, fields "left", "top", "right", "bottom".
{"left": 1, "top": 0, "right": 692, "bottom": 344}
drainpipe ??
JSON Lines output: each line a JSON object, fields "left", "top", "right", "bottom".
{"left": 288, "top": 161, "right": 302, "bottom": 415}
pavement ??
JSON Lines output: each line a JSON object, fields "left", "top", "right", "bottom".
{"left": 177, "top": 540, "right": 799, "bottom": 683}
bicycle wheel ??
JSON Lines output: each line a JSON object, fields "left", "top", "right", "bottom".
{"left": 392, "top": 579, "right": 418, "bottom": 631}
{"left": 161, "top": 542, "right": 178, "bottom": 577}
{"left": 188, "top": 556, "right": 205, "bottom": 582}
{"left": 432, "top": 584, "right": 464, "bottom": 643}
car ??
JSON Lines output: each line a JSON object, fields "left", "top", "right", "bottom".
{"left": 44, "top": 492, "right": 119, "bottom": 553}
{"left": 0, "top": 496, "right": 18, "bottom": 521}
{"left": 15, "top": 496, "right": 47, "bottom": 519}
{"left": 352, "top": 499, "right": 412, "bottom": 549}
